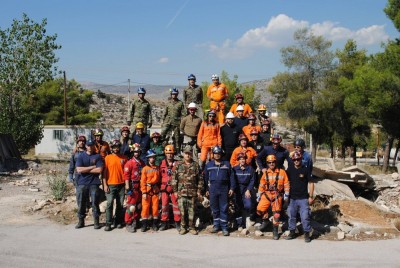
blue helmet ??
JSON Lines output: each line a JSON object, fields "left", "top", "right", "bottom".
{"left": 212, "top": 146, "right": 223, "bottom": 155}
{"left": 146, "top": 149, "right": 157, "bottom": 158}
{"left": 188, "top": 74, "right": 196, "bottom": 81}
{"left": 170, "top": 87, "right": 179, "bottom": 95}
{"left": 137, "top": 87, "right": 146, "bottom": 94}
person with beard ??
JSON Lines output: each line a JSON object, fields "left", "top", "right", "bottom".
{"left": 220, "top": 112, "right": 242, "bottom": 162}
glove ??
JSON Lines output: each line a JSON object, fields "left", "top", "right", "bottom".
{"left": 256, "top": 193, "right": 261, "bottom": 203}
{"left": 67, "top": 174, "right": 73, "bottom": 182}
{"left": 148, "top": 123, "right": 152, "bottom": 128}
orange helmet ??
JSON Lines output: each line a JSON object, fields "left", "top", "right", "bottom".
{"left": 236, "top": 152, "right": 247, "bottom": 160}
{"left": 238, "top": 134, "right": 248, "bottom": 141}
{"left": 248, "top": 113, "right": 256, "bottom": 120}
{"left": 266, "top": 155, "right": 277, "bottom": 162}
{"left": 258, "top": 104, "right": 267, "bottom": 111}
{"left": 120, "top": 126, "right": 130, "bottom": 134}
{"left": 164, "top": 144, "right": 175, "bottom": 154}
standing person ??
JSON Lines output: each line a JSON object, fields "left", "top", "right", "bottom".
{"left": 102, "top": 140, "right": 128, "bottom": 231}
{"left": 242, "top": 113, "right": 262, "bottom": 140}
{"left": 132, "top": 122, "right": 150, "bottom": 163}
{"left": 256, "top": 134, "right": 290, "bottom": 171}
{"left": 124, "top": 144, "right": 145, "bottom": 233}
{"left": 229, "top": 93, "right": 253, "bottom": 117}
{"left": 127, "top": 87, "right": 152, "bottom": 132}
{"left": 220, "top": 112, "right": 242, "bottom": 162}
{"left": 291, "top": 138, "right": 313, "bottom": 176}
{"left": 183, "top": 74, "right": 204, "bottom": 119}
{"left": 161, "top": 88, "right": 186, "bottom": 153}
{"left": 93, "top": 128, "right": 110, "bottom": 160}
{"left": 256, "top": 155, "right": 290, "bottom": 240}
{"left": 120, "top": 126, "right": 132, "bottom": 158}
{"left": 230, "top": 134, "right": 257, "bottom": 167}
{"left": 248, "top": 129, "right": 264, "bottom": 155}
{"left": 197, "top": 110, "right": 222, "bottom": 169}
{"left": 232, "top": 153, "right": 255, "bottom": 230}
{"left": 286, "top": 152, "right": 314, "bottom": 243}
{"left": 259, "top": 119, "right": 273, "bottom": 147}
{"left": 140, "top": 149, "right": 161, "bottom": 232}
{"left": 204, "top": 146, "right": 235, "bottom": 236}
{"left": 68, "top": 135, "right": 87, "bottom": 185}
{"left": 75, "top": 140, "right": 104, "bottom": 230}
{"left": 233, "top": 105, "right": 248, "bottom": 130}
{"left": 159, "top": 145, "right": 181, "bottom": 231}
{"left": 180, "top": 102, "right": 202, "bottom": 160}
{"left": 149, "top": 132, "right": 165, "bottom": 166}
{"left": 172, "top": 146, "right": 204, "bottom": 235}
{"left": 207, "top": 74, "right": 228, "bottom": 125}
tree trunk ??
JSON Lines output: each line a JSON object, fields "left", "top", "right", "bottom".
{"left": 352, "top": 145, "right": 357, "bottom": 166}
{"left": 382, "top": 136, "right": 394, "bottom": 173}
{"left": 311, "top": 138, "right": 317, "bottom": 163}
{"left": 392, "top": 139, "right": 399, "bottom": 166}
{"left": 341, "top": 145, "right": 345, "bottom": 166}
{"left": 330, "top": 141, "right": 334, "bottom": 158}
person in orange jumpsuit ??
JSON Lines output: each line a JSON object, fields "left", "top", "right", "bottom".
{"left": 197, "top": 110, "right": 222, "bottom": 168}
{"left": 229, "top": 93, "right": 253, "bottom": 117}
{"left": 230, "top": 134, "right": 257, "bottom": 167}
{"left": 242, "top": 113, "right": 262, "bottom": 140}
{"left": 140, "top": 149, "right": 161, "bottom": 232}
{"left": 124, "top": 144, "right": 145, "bottom": 233}
{"left": 207, "top": 74, "right": 228, "bottom": 125}
{"left": 92, "top": 128, "right": 110, "bottom": 160}
{"left": 256, "top": 154, "right": 290, "bottom": 240}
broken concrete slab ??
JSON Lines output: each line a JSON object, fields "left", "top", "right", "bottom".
{"left": 337, "top": 223, "right": 353, "bottom": 233}
{"left": 314, "top": 179, "right": 356, "bottom": 200}
{"left": 337, "top": 231, "right": 345, "bottom": 240}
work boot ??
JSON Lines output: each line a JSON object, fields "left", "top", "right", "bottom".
{"left": 179, "top": 228, "right": 188, "bottom": 235}
{"left": 131, "top": 220, "right": 137, "bottom": 233}
{"left": 93, "top": 217, "right": 101, "bottom": 230}
{"left": 159, "top": 221, "right": 167, "bottom": 231}
{"left": 75, "top": 218, "right": 85, "bottom": 229}
{"left": 141, "top": 220, "right": 148, "bottom": 232}
{"left": 222, "top": 230, "right": 230, "bottom": 236}
{"left": 175, "top": 221, "right": 181, "bottom": 232}
{"left": 117, "top": 223, "right": 124, "bottom": 229}
{"left": 286, "top": 230, "right": 296, "bottom": 240}
{"left": 152, "top": 219, "right": 159, "bottom": 231}
{"left": 273, "top": 225, "right": 279, "bottom": 240}
{"left": 258, "top": 219, "right": 269, "bottom": 232}
{"left": 126, "top": 224, "right": 135, "bottom": 233}
{"left": 210, "top": 226, "right": 220, "bottom": 233}
{"left": 189, "top": 228, "right": 198, "bottom": 235}
{"left": 304, "top": 232, "right": 311, "bottom": 243}
{"left": 104, "top": 224, "right": 112, "bottom": 232}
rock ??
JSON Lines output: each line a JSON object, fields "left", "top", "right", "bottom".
{"left": 337, "top": 231, "right": 345, "bottom": 240}
{"left": 99, "top": 201, "right": 107, "bottom": 213}
{"left": 254, "top": 230, "right": 264, "bottom": 237}
{"left": 17, "top": 169, "right": 25, "bottom": 175}
{"left": 391, "top": 172, "right": 399, "bottom": 181}
{"left": 314, "top": 179, "right": 356, "bottom": 200}
{"left": 337, "top": 223, "right": 353, "bottom": 233}
{"left": 28, "top": 187, "right": 39, "bottom": 192}
{"left": 240, "top": 229, "right": 249, "bottom": 235}
{"left": 349, "top": 227, "right": 361, "bottom": 235}
{"left": 364, "top": 231, "right": 374, "bottom": 235}
{"left": 329, "top": 226, "right": 340, "bottom": 234}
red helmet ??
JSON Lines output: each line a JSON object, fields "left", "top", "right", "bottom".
{"left": 250, "top": 129, "right": 259, "bottom": 136}
{"left": 236, "top": 152, "right": 247, "bottom": 160}
{"left": 238, "top": 134, "right": 248, "bottom": 141}
{"left": 235, "top": 93, "right": 243, "bottom": 99}
{"left": 111, "top": 139, "right": 121, "bottom": 148}
{"left": 120, "top": 126, "right": 130, "bottom": 134}
{"left": 248, "top": 113, "right": 256, "bottom": 120}
{"left": 76, "top": 135, "right": 86, "bottom": 143}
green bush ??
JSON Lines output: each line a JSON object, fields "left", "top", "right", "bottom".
{"left": 47, "top": 174, "right": 67, "bottom": 200}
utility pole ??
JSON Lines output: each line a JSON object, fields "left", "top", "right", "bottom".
{"left": 128, "top": 78, "right": 131, "bottom": 110}
{"left": 63, "top": 71, "right": 67, "bottom": 126}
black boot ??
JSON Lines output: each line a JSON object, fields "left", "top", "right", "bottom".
{"left": 104, "top": 224, "right": 112, "bottom": 231}
{"left": 75, "top": 218, "right": 84, "bottom": 229}
{"left": 152, "top": 219, "right": 159, "bottom": 231}
{"left": 286, "top": 230, "right": 296, "bottom": 240}
{"left": 141, "top": 219, "right": 148, "bottom": 232}
{"left": 93, "top": 217, "right": 100, "bottom": 230}
{"left": 175, "top": 221, "right": 181, "bottom": 232}
{"left": 159, "top": 221, "right": 167, "bottom": 231}
{"left": 304, "top": 232, "right": 311, "bottom": 243}
{"left": 273, "top": 225, "right": 279, "bottom": 240}
{"left": 131, "top": 220, "right": 137, "bottom": 233}
{"left": 258, "top": 219, "right": 269, "bottom": 232}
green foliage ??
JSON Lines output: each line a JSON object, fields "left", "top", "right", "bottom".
{"left": 47, "top": 174, "right": 67, "bottom": 200}
{"left": 0, "top": 14, "right": 60, "bottom": 154}
{"left": 384, "top": 0, "right": 400, "bottom": 33}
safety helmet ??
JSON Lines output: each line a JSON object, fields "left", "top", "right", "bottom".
{"left": 271, "top": 134, "right": 282, "bottom": 144}
{"left": 93, "top": 128, "right": 104, "bottom": 136}
{"left": 266, "top": 155, "right": 277, "bottom": 162}
{"left": 76, "top": 135, "right": 86, "bottom": 143}
{"left": 164, "top": 144, "right": 175, "bottom": 154}
{"left": 250, "top": 129, "right": 259, "bottom": 136}
{"left": 151, "top": 132, "right": 161, "bottom": 138}
{"left": 111, "top": 139, "right": 121, "bottom": 148}
{"left": 258, "top": 104, "right": 267, "bottom": 111}
{"left": 130, "top": 143, "right": 142, "bottom": 153}
{"left": 211, "top": 74, "right": 219, "bottom": 80}
{"left": 207, "top": 110, "right": 216, "bottom": 116}
{"left": 146, "top": 149, "right": 157, "bottom": 158}
{"left": 261, "top": 119, "right": 270, "bottom": 126}
{"left": 225, "top": 112, "right": 235, "bottom": 119}
{"left": 188, "top": 74, "right": 196, "bottom": 81}
{"left": 294, "top": 138, "right": 306, "bottom": 148}
{"left": 188, "top": 102, "right": 197, "bottom": 110}
{"left": 137, "top": 87, "right": 146, "bottom": 94}
{"left": 291, "top": 151, "right": 303, "bottom": 160}
{"left": 212, "top": 146, "right": 223, "bottom": 155}
{"left": 236, "top": 152, "right": 247, "bottom": 160}
{"left": 120, "top": 126, "right": 130, "bottom": 134}
{"left": 236, "top": 105, "right": 244, "bottom": 111}
{"left": 170, "top": 88, "right": 179, "bottom": 95}
{"left": 238, "top": 134, "right": 248, "bottom": 141}
{"left": 135, "top": 122, "right": 144, "bottom": 129}
{"left": 248, "top": 113, "right": 256, "bottom": 120}
{"left": 235, "top": 93, "right": 244, "bottom": 99}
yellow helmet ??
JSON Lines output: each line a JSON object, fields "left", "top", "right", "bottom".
{"left": 135, "top": 122, "right": 144, "bottom": 129}
{"left": 258, "top": 104, "right": 267, "bottom": 111}
{"left": 266, "top": 154, "right": 276, "bottom": 162}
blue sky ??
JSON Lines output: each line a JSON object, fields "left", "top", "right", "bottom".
{"left": 1, "top": 0, "right": 398, "bottom": 87}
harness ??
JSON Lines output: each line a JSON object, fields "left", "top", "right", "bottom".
{"left": 262, "top": 168, "right": 283, "bottom": 202}
{"left": 161, "top": 160, "right": 174, "bottom": 194}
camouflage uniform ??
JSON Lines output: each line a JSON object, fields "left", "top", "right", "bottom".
{"left": 183, "top": 85, "right": 204, "bottom": 119}
{"left": 161, "top": 99, "right": 186, "bottom": 152}
{"left": 172, "top": 160, "right": 203, "bottom": 230}
{"left": 127, "top": 98, "right": 153, "bottom": 132}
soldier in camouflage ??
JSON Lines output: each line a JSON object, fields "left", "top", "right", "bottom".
{"left": 183, "top": 74, "right": 204, "bottom": 119}
{"left": 161, "top": 88, "right": 186, "bottom": 153}
{"left": 127, "top": 87, "right": 152, "bottom": 132}
{"left": 172, "top": 146, "right": 204, "bottom": 235}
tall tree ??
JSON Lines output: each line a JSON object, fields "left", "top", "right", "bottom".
{"left": 0, "top": 14, "right": 61, "bottom": 154}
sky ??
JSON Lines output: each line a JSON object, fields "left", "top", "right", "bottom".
{"left": 1, "top": 0, "right": 398, "bottom": 88}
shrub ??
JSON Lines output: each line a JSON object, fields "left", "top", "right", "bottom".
{"left": 47, "top": 174, "right": 67, "bottom": 200}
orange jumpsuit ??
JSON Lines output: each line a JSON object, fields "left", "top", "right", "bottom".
{"left": 197, "top": 121, "right": 222, "bottom": 162}
{"left": 207, "top": 82, "right": 228, "bottom": 124}
{"left": 242, "top": 125, "right": 262, "bottom": 140}
{"left": 230, "top": 146, "right": 257, "bottom": 167}
{"left": 230, "top": 103, "right": 253, "bottom": 117}
{"left": 256, "top": 167, "right": 289, "bottom": 225}
{"left": 140, "top": 164, "right": 161, "bottom": 220}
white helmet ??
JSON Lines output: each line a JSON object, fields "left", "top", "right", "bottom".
{"left": 188, "top": 102, "right": 197, "bottom": 109}
{"left": 236, "top": 105, "right": 244, "bottom": 111}
{"left": 226, "top": 112, "right": 235, "bottom": 119}
{"left": 211, "top": 74, "right": 219, "bottom": 80}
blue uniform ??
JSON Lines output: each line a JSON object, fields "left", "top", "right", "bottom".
{"left": 232, "top": 164, "right": 255, "bottom": 227}
{"left": 256, "top": 145, "right": 290, "bottom": 169}
{"left": 204, "top": 160, "right": 236, "bottom": 231}
{"left": 132, "top": 133, "right": 150, "bottom": 162}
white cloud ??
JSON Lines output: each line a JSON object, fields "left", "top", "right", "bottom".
{"left": 206, "top": 14, "right": 389, "bottom": 59}
{"left": 158, "top": 57, "right": 169, "bottom": 63}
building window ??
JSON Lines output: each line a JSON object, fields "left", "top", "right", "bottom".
{"left": 53, "top": 130, "right": 64, "bottom": 141}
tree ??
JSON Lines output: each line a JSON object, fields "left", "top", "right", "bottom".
{"left": 0, "top": 14, "right": 61, "bottom": 154}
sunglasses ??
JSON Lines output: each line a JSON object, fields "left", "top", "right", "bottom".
{"left": 293, "top": 158, "right": 302, "bottom": 161}
{"left": 208, "top": 115, "right": 216, "bottom": 117}
{"left": 267, "top": 161, "right": 275, "bottom": 164}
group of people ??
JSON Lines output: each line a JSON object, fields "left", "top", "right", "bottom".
{"left": 68, "top": 74, "right": 315, "bottom": 242}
